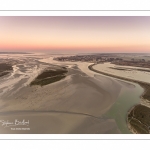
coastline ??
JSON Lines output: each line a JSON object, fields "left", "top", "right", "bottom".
{"left": 88, "top": 63, "right": 150, "bottom": 134}
{"left": 0, "top": 55, "right": 149, "bottom": 134}
{"left": 0, "top": 61, "right": 123, "bottom": 133}
{"left": 88, "top": 64, "right": 150, "bottom": 86}
{"left": 126, "top": 104, "right": 140, "bottom": 134}
{"left": 126, "top": 105, "right": 141, "bottom": 134}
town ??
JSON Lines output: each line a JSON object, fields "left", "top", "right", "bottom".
{"left": 54, "top": 54, "right": 150, "bottom": 68}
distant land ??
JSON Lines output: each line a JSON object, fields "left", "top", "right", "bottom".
{"left": 0, "top": 52, "right": 31, "bottom": 54}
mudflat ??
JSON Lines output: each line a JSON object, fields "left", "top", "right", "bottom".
{"left": 0, "top": 55, "right": 141, "bottom": 134}
{"left": 0, "top": 61, "right": 127, "bottom": 133}
{"left": 89, "top": 63, "right": 150, "bottom": 134}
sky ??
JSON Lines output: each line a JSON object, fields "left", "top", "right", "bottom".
{"left": 0, "top": 16, "right": 150, "bottom": 53}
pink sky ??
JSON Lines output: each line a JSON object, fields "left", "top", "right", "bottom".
{"left": 0, "top": 16, "right": 150, "bottom": 53}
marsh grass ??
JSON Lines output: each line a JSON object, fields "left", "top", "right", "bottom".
{"left": 30, "top": 68, "right": 68, "bottom": 86}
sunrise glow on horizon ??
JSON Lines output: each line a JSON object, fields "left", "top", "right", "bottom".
{"left": 0, "top": 16, "right": 150, "bottom": 53}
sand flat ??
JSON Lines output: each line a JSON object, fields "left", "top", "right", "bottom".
{"left": 0, "top": 111, "right": 120, "bottom": 134}
{"left": 93, "top": 62, "right": 150, "bottom": 83}
{"left": 0, "top": 54, "right": 141, "bottom": 133}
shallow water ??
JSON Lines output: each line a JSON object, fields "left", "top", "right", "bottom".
{"left": 93, "top": 62, "right": 145, "bottom": 133}
{"left": 104, "top": 81, "right": 143, "bottom": 134}
{"left": 38, "top": 56, "right": 145, "bottom": 134}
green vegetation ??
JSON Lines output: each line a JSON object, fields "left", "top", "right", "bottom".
{"left": 128, "top": 105, "right": 150, "bottom": 134}
{"left": 89, "top": 63, "right": 150, "bottom": 134}
{"left": 30, "top": 75, "right": 66, "bottom": 86}
{"left": 109, "top": 67, "right": 126, "bottom": 71}
{"left": 89, "top": 64, "right": 150, "bottom": 101}
{"left": 36, "top": 69, "right": 67, "bottom": 79}
{"left": 30, "top": 68, "right": 68, "bottom": 86}
{"left": 129, "top": 118, "right": 149, "bottom": 134}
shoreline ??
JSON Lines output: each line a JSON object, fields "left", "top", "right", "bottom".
{"left": 0, "top": 56, "right": 149, "bottom": 133}
{"left": 0, "top": 62, "right": 122, "bottom": 134}
{"left": 88, "top": 63, "right": 150, "bottom": 134}
{"left": 126, "top": 104, "right": 140, "bottom": 134}
{"left": 88, "top": 64, "right": 150, "bottom": 86}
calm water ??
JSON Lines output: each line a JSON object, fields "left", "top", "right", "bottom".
{"left": 104, "top": 81, "right": 143, "bottom": 134}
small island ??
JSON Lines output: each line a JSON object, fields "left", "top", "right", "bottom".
{"left": 128, "top": 105, "right": 150, "bottom": 134}
{"left": 30, "top": 66, "right": 68, "bottom": 86}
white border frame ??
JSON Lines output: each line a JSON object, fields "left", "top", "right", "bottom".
{"left": 0, "top": 9, "right": 150, "bottom": 139}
